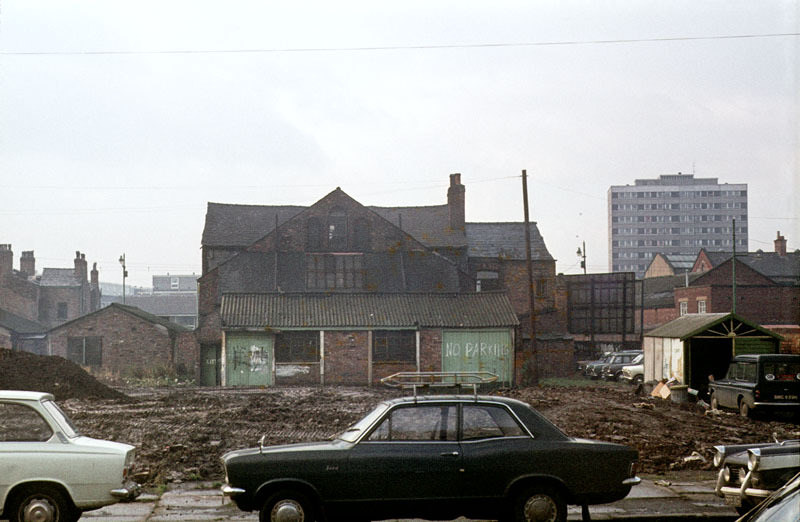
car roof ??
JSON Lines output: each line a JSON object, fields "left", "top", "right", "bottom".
{"left": 0, "top": 390, "right": 54, "bottom": 401}
{"left": 732, "top": 354, "right": 800, "bottom": 362}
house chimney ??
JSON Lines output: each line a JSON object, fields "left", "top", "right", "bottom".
{"left": 20, "top": 251, "right": 35, "bottom": 277}
{"left": 447, "top": 173, "right": 465, "bottom": 231}
{"left": 91, "top": 262, "right": 99, "bottom": 287}
{"left": 0, "top": 244, "right": 12, "bottom": 277}
{"left": 74, "top": 251, "right": 88, "bottom": 281}
{"left": 774, "top": 231, "right": 787, "bottom": 256}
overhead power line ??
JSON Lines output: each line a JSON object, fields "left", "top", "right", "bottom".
{"left": 1, "top": 32, "right": 797, "bottom": 56}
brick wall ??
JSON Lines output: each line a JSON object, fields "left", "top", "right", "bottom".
{"left": 49, "top": 307, "right": 180, "bottom": 378}
{"left": 323, "top": 331, "right": 370, "bottom": 385}
{"left": 515, "top": 338, "right": 574, "bottom": 383}
{"left": 174, "top": 330, "right": 200, "bottom": 380}
{"left": 674, "top": 285, "right": 800, "bottom": 325}
{"left": 0, "top": 274, "right": 39, "bottom": 322}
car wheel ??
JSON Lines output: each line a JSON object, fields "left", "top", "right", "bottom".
{"left": 8, "top": 485, "right": 78, "bottom": 522}
{"left": 739, "top": 400, "right": 751, "bottom": 418}
{"left": 513, "top": 485, "right": 566, "bottom": 522}
{"left": 710, "top": 393, "right": 719, "bottom": 411}
{"left": 633, "top": 375, "right": 643, "bottom": 385}
{"left": 614, "top": 371, "right": 623, "bottom": 382}
{"left": 259, "top": 489, "right": 316, "bottom": 522}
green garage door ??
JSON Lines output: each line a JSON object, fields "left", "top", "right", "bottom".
{"left": 225, "top": 333, "right": 274, "bottom": 386}
{"left": 442, "top": 330, "right": 513, "bottom": 385}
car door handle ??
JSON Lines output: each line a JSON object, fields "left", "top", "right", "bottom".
{"left": 440, "top": 451, "right": 460, "bottom": 457}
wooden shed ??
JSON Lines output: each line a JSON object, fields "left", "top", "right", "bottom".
{"left": 643, "top": 313, "right": 782, "bottom": 397}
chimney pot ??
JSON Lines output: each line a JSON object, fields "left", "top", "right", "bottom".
{"left": 447, "top": 173, "right": 465, "bottom": 231}
{"left": 774, "top": 231, "right": 787, "bottom": 256}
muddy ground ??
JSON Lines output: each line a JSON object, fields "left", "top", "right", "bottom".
{"left": 3, "top": 348, "right": 797, "bottom": 486}
{"left": 60, "top": 384, "right": 799, "bottom": 486}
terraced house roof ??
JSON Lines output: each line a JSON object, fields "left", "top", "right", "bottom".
{"left": 221, "top": 292, "right": 519, "bottom": 329}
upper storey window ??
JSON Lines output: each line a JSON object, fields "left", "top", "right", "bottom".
{"left": 353, "top": 218, "right": 371, "bottom": 251}
{"left": 328, "top": 208, "right": 347, "bottom": 251}
{"left": 307, "top": 217, "right": 323, "bottom": 250}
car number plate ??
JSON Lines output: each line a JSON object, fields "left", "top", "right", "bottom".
{"left": 774, "top": 395, "right": 798, "bottom": 400}
{"left": 723, "top": 494, "right": 742, "bottom": 507}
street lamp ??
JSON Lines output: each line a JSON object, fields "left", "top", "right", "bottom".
{"left": 576, "top": 241, "right": 586, "bottom": 275}
{"left": 119, "top": 254, "right": 128, "bottom": 304}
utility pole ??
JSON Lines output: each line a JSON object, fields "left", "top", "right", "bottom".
{"left": 119, "top": 254, "right": 128, "bottom": 304}
{"left": 577, "top": 241, "right": 587, "bottom": 274}
{"left": 522, "top": 170, "right": 539, "bottom": 386}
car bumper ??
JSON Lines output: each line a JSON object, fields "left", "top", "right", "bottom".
{"left": 110, "top": 481, "right": 142, "bottom": 501}
{"left": 715, "top": 468, "right": 772, "bottom": 506}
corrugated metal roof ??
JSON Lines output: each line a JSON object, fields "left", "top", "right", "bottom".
{"left": 645, "top": 313, "right": 729, "bottom": 338}
{"left": 221, "top": 292, "right": 519, "bottom": 329}
{"left": 644, "top": 313, "right": 781, "bottom": 340}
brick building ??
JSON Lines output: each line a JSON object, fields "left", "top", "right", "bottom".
{"left": 198, "top": 174, "right": 569, "bottom": 386}
{"left": 0, "top": 246, "right": 101, "bottom": 330}
{"left": 47, "top": 303, "right": 199, "bottom": 380}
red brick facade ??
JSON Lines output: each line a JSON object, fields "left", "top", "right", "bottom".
{"left": 48, "top": 305, "right": 199, "bottom": 380}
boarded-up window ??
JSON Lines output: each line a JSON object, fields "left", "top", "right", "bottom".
{"left": 275, "top": 331, "right": 319, "bottom": 363}
{"left": 353, "top": 218, "right": 371, "bottom": 251}
{"left": 67, "top": 336, "right": 102, "bottom": 367}
{"left": 306, "top": 217, "right": 322, "bottom": 250}
{"left": 373, "top": 331, "right": 415, "bottom": 362}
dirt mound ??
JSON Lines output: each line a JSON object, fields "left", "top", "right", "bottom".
{"left": 0, "top": 348, "right": 127, "bottom": 401}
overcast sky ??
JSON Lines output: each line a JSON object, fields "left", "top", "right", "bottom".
{"left": 1, "top": 1, "right": 797, "bottom": 288}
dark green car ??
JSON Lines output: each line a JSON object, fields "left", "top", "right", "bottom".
{"left": 221, "top": 395, "right": 640, "bottom": 522}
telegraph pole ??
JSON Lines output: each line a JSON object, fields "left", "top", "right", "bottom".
{"left": 522, "top": 170, "right": 539, "bottom": 386}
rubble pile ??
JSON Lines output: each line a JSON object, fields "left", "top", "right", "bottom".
{"left": 0, "top": 348, "right": 127, "bottom": 401}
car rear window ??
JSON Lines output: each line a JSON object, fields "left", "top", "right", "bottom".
{"left": 0, "top": 403, "right": 53, "bottom": 442}
{"left": 462, "top": 404, "right": 526, "bottom": 440}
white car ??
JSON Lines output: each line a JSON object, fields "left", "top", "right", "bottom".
{"left": 0, "top": 390, "right": 140, "bottom": 522}
{"left": 620, "top": 354, "right": 644, "bottom": 385}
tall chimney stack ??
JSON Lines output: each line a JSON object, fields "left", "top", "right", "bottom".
{"left": 0, "top": 244, "right": 12, "bottom": 277}
{"left": 774, "top": 231, "right": 787, "bottom": 256}
{"left": 447, "top": 173, "right": 465, "bottom": 231}
{"left": 20, "top": 251, "right": 36, "bottom": 277}
{"left": 74, "top": 251, "right": 88, "bottom": 282}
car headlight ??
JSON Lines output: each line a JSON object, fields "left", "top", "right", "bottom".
{"left": 722, "top": 466, "right": 731, "bottom": 482}
{"left": 747, "top": 449, "right": 760, "bottom": 471}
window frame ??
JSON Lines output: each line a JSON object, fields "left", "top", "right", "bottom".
{"left": 372, "top": 330, "right": 416, "bottom": 363}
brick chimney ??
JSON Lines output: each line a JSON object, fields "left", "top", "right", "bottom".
{"left": 774, "top": 231, "right": 787, "bottom": 256}
{"left": 91, "top": 262, "right": 99, "bottom": 287}
{"left": 447, "top": 173, "right": 465, "bottom": 231}
{"left": 74, "top": 251, "right": 88, "bottom": 282}
{"left": 0, "top": 244, "right": 12, "bottom": 277}
{"left": 20, "top": 251, "right": 35, "bottom": 277}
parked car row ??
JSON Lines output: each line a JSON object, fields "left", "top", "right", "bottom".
{"left": 580, "top": 350, "right": 642, "bottom": 382}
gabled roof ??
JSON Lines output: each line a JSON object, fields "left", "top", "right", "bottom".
{"left": 39, "top": 268, "right": 81, "bottom": 287}
{"left": 696, "top": 249, "right": 800, "bottom": 285}
{"left": 645, "top": 312, "right": 782, "bottom": 340}
{"left": 640, "top": 273, "right": 704, "bottom": 309}
{"left": 0, "top": 309, "right": 46, "bottom": 335}
{"left": 49, "top": 303, "right": 188, "bottom": 333}
{"left": 202, "top": 202, "right": 306, "bottom": 247}
{"left": 369, "top": 205, "right": 466, "bottom": 248}
{"left": 221, "top": 292, "right": 519, "bottom": 329}
{"left": 466, "top": 222, "right": 553, "bottom": 261}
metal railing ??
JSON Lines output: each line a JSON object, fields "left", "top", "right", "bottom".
{"left": 380, "top": 371, "right": 498, "bottom": 399}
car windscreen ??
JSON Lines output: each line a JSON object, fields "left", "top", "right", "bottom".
{"left": 337, "top": 403, "right": 389, "bottom": 443}
{"left": 42, "top": 399, "right": 80, "bottom": 438}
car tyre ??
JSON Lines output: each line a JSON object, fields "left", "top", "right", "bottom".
{"left": 739, "top": 400, "right": 750, "bottom": 418}
{"left": 633, "top": 375, "right": 643, "bottom": 385}
{"left": 614, "top": 371, "right": 623, "bottom": 382}
{"left": 259, "top": 489, "right": 317, "bottom": 522}
{"left": 8, "top": 484, "right": 79, "bottom": 522}
{"left": 513, "top": 485, "right": 566, "bottom": 522}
